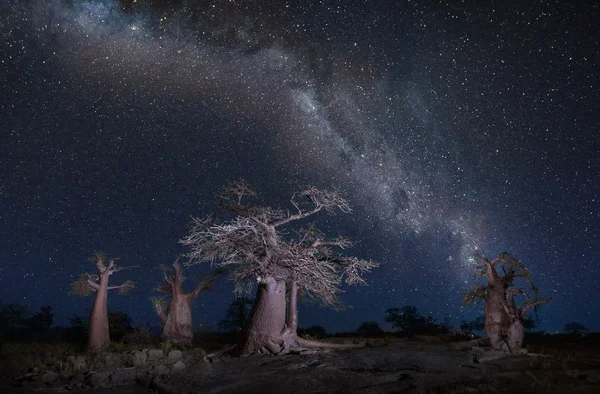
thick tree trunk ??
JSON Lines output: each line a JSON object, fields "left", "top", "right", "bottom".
{"left": 506, "top": 319, "right": 524, "bottom": 352}
{"left": 240, "top": 277, "right": 288, "bottom": 355}
{"left": 162, "top": 293, "right": 194, "bottom": 346}
{"left": 88, "top": 273, "right": 110, "bottom": 353}
{"left": 484, "top": 284, "right": 509, "bottom": 350}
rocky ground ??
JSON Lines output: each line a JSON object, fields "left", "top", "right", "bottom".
{"left": 3, "top": 338, "right": 600, "bottom": 393}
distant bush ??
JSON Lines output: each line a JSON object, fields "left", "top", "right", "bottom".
{"left": 356, "top": 321, "right": 384, "bottom": 334}
{"left": 299, "top": 325, "right": 327, "bottom": 340}
{"left": 385, "top": 306, "right": 452, "bottom": 336}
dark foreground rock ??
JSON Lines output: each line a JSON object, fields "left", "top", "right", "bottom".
{"left": 3, "top": 340, "right": 600, "bottom": 393}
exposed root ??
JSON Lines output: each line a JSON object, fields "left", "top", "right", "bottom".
{"left": 296, "top": 337, "right": 362, "bottom": 349}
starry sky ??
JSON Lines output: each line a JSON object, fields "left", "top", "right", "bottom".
{"left": 1, "top": 0, "right": 598, "bottom": 334}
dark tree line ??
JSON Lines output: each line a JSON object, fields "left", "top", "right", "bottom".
{"left": 384, "top": 306, "right": 452, "bottom": 336}
{"left": 0, "top": 302, "right": 137, "bottom": 344}
{"left": 0, "top": 303, "right": 53, "bottom": 340}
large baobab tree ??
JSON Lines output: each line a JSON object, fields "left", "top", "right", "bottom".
{"left": 463, "top": 252, "right": 550, "bottom": 351}
{"left": 71, "top": 252, "right": 135, "bottom": 352}
{"left": 151, "top": 257, "right": 218, "bottom": 347}
{"left": 180, "top": 181, "right": 377, "bottom": 355}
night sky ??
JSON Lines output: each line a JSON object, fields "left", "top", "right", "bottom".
{"left": 1, "top": 0, "right": 598, "bottom": 334}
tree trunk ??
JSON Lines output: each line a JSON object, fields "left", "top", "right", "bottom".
{"left": 506, "top": 319, "right": 524, "bottom": 352}
{"left": 286, "top": 280, "right": 298, "bottom": 334}
{"left": 484, "top": 283, "right": 509, "bottom": 350}
{"left": 240, "top": 276, "right": 287, "bottom": 355}
{"left": 88, "top": 273, "right": 110, "bottom": 352}
{"left": 162, "top": 293, "right": 194, "bottom": 346}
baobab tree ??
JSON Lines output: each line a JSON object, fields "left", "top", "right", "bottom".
{"left": 463, "top": 252, "right": 549, "bottom": 351}
{"left": 502, "top": 288, "right": 552, "bottom": 352}
{"left": 151, "top": 257, "right": 218, "bottom": 346}
{"left": 71, "top": 252, "right": 135, "bottom": 352}
{"left": 180, "top": 181, "right": 377, "bottom": 355}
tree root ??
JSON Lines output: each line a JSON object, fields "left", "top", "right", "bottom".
{"left": 296, "top": 337, "right": 362, "bottom": 349}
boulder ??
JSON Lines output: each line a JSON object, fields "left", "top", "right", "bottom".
{"left": 110, "top": 367, "right": 137, "bottom": 386}
{"left": 172, "top": 360, "right": 186, "bottom": 373}
{"left": 148, "top": 349, "right": 164, "bottom": 361}
{"left": 129, "top": 350, "right": 148, "bottom": 367}
{"left": 137, "top": 372, "right": 153, "bottom": 389}
{"left": 168, "top": 350, "right": 183, "bottom": 362}
{"left": 70, "top": 373, "right": 85, "bottom": 388}
{"left": 88, "top": 371, "right": 112, "bottom": 388}
{"left": 151, "top": 364, "right": 169, "bottom": 376}
{"left": 40, "top": 371, "right": 59, "bottom": 383}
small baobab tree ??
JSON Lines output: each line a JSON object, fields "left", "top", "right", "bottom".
{"left": 463, "top": 252, "right": 550, "bottom": 351}
{"left": 502, "top": 288, "right": 551, "bottom": 352}
{"left": 283, "top": 223, "right": 376, "bottom": 339}
{"left": 71, "top": 252, "right": 135, "bottom": 352}
{"left": 151, "top": 257, "right": 218, "bottom": 346}
{"left": 180, "top": 181, "right": 377, "bottom": 355}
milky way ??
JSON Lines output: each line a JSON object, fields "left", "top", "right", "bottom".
{"left": 2, "top": 0, "right": 598, "bottom": 332}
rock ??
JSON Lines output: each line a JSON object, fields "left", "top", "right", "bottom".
{"left": 137, "top": 372, "right": 153, "bottom": 388}
{"left": 104, "top": 353, "right": 120, "bottom": 365}
{"left": 151, "top": 364, "right": 169, "bottom": 376}
{"left": 21, "top": 379, "right": 48, "bottom": 390}
{"left": 129, "top": 350, "right": 148, "bottom": 367}
{"left": 40, "top": 371, "right": 59, "bottom": 383}
{"left": 172, "top": 360, "right": 186, "bottom": 373}
{"left": 189, "top": 362, "right": 213, "bottom": 375}
{"left": 188, "top": 348, "right": 208, "bottom": 359}
{"left": 148, "top": 349, "right": 164, "bottom": 361}
{"left": 70, "top": 373, "right": 85, "bottom": 387}
{"left": 89, "top": 371, "right": 112, "bottom": 388}
{"left": 583, "top": 370, "right": 600, "bottom": 384}
{"left": 168, "top": 350, "right": 183, "bottom": 362}
{"left": 477, "top": 350, "right": 510, "bottom": 362}
{"left": 110, "top": 367, "right": 137, "bottom": 386}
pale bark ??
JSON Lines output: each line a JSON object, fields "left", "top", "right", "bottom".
{"left": 466, "top": 253, "right": 551, "bottom": 352}
{"left": 88, "top": 271, "right": 110, "bottom": 352}
{"left": 155, "top": 259, "right": 216, "bottom": 346}
{"left": 484, "top": 280, "right": 510, "bottom": 350}
{"left": 502, "top": 291, "right": 552, "bottom": 352}
{"left": 241, "top": 276, "right": 288, "bottom": 355}
{"left": 162, "top": 293, "right": 194, "bottom": 346}
{"left": 472, "top": 254, "right": 512, "bottom": 350}
{"left": 75, "top": 256, "right": 134, "bottom": 353}
{"left": 286, "top": 280, "right": 298, "bottom": 334}
{"left": 181, "top": 183, "right": 377, "bottom": 356}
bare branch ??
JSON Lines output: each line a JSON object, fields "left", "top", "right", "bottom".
{"left": 188, "top": 272, "right": 219, "bottom": 299}
{"left": 520, "top": 297, "right": 553, "bottom": 316}
{"left": 106, "top": 279, "right": 135, "bottom": 294}
{"left": 220, "top": 179, "right": 257, "bottom": 205}
{"left": 150, "top": 296, "right": 168, "bottom": 324}
{"left": 70, "top": 274, "right": 96, "bottom": 297}
{"left": 180, "top": 183, "right": 375, "bottom": 312}
{"left": 273, "top": 187, "right": 351, "bottom": 227}
{"left": 462, "top": 284, "right": 487, "bottom": 306}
